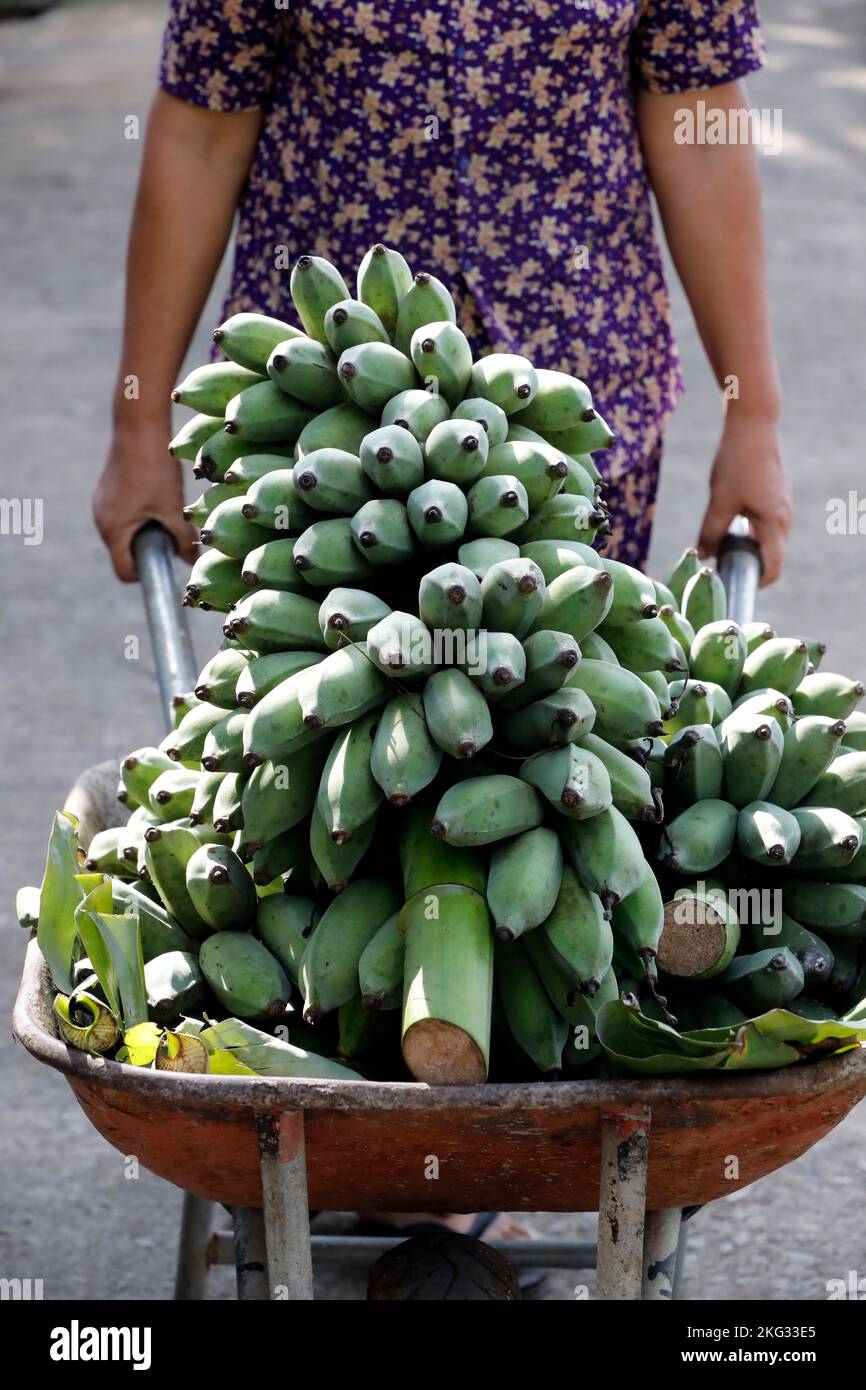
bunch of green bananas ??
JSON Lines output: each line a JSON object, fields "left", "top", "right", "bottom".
{"left": 36, "top": 245, "right": 866, "bottom": 1082}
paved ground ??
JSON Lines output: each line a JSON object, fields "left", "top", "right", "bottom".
{"left": 1, "top": 0, "right": 864, "bottom": 1302}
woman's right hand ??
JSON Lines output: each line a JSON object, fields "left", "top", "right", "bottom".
{"left": 93, "top": 423, "right": 198, "bottom": 582}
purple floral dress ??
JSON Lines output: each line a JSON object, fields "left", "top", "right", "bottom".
{"left": 160, "top": 0, "right": 764, "bottom": 565}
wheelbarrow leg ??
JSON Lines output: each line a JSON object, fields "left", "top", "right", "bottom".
{"left": 596, "top": 1107, "right": 651, "bottom": 1300}
{"left": 174, "top": 1193, "right": 215, "bottom": 1300}
{"left": 257, "top": 1114, "right": 314, "bottom": 1300}
{"left": 641, "top": 1208, "right": 683, "bottom": 1300}
{"left": 229, "top": 1206, "right": 270, "bottom": 1300}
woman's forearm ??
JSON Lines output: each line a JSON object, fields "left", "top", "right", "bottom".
{"left": 636, "top": 81, "right": 780, "bottom": 424}
{"left": 113, "top": 90, "right": 262, "bottom": 434}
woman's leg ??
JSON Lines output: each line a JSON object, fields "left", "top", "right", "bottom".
{"left": 597, "top": 439, "right": 663, "bottom": 571}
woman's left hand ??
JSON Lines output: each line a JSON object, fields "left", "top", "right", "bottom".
{"left": 697, "top": 414, "right": 792, "bottom": 587}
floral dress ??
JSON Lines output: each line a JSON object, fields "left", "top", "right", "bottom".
{"left": 160, "top": 0, "right": 764, "bottom": 565}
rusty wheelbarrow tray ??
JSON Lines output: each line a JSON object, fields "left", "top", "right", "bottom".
{"left": 14, "top": 521, "right": 866, "bottom": 1300}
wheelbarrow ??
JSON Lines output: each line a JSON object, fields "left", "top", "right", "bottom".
{"left": 13, "top": 522, "right": 866, "bottom": 1301}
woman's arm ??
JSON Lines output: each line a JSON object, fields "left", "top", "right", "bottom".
{"left": 94, "top": 90, "right": 262, "bottom": 580}
{"left": 637, "top": 80, "right": 792, "bottom": 585}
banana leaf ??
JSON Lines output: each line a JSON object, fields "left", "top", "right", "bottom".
{"left": 37, "top": 811, "right": 85, "bottom": 992}
{"left": 74, "top": 880, "right": 119, "bottom": 1014}
{"left": 596, "top": 1000, "right": 731, "bottom": 1075}
{"left": 202, "top": 1017, "right": 364, "bottom": 1081}
{"left": 77, "top": 904, "right": 146, "bottom": 1030}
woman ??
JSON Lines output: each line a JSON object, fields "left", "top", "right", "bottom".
{"left": 95, "top": 0, "right": 791, "bottom": 586}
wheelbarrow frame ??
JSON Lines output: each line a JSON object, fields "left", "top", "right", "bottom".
{"left": 14, "top": 521, "right": 864, "bottom": 1301}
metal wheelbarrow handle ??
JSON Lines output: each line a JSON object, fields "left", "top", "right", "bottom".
{"left": 718, "top": 514, "right": 762, "bottom": 629}
{"left": 133, "top": 522, "right": 198, "bottom": 727}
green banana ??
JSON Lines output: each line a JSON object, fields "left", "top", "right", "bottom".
{"left": 171, "top": 361, "right": 265, "bottom": 415}
{"left": 600, "top": 615, "right": 686, "bottom": 675}
{"left": 532, "top": 403, "right": 616, "bottom": 454}
{"left": 736, "top": 800, "right": 802, "bottom": 866}
{"left": 290, "top": 254, "right": 351, "bottom": 344}
{"left": 539, "top": 862, "right": 613, "bottom": 995}
{"left": 720, "top": 947, "right": 805, "bottom": 1014}
{"left": 292, "top": 447, "right": 373, "bottom": 514}
{"left": 530, "top": 564, "right": 613, "bottom": 643}
{"left": 431, "top": 774, "right": 542, "bottom": 846}
{"left": 359, "top": 423, "right": 425, "bottom": 495}
{"left": 665, "top": 547, "right": 700, "bottom": 606}
{"left": 410, "top": 321, "right": 473, "bottom": 406}
{"left": 212, "top": 771, "right": 246, "bottom": 834}
{"left": 798, "top": 751, "right": 866, "bottom": 816}
{"left": 790, "top": 806, "right": 863, "bottom": 871}
{"left": 356, "top": 242, "right": 413, "bottom": 337}
{"left": 318, "top": 588, "right": 391, "bottom": 651}
{"left": 558, "top": 805, "right": 648, "bottom": 914}
{"left": 695, "top": 994, "right": 748, "bottom": 1029}
{"left": 511, "top": 367, "right": 591, "bottom": 432}
{"left": 401, "top": 883, "right": 493, "bottom": 1084}
{"left": 235, "top": 650, "right": 323, "bottom": 709}
{"left": 520, "top": 744, "right": 612, "bottom": 820}
{"left": 381, "top": 387, "right": 451, "bottom": 442}
{"left": 422, "top": 669, "right": 494, "bottom": 759}
{"left": 145, "top": 950, "right": 207, "bottom": 1025}
{"left": 295, "top": 402, "right": 372, "bottom": 458}
{"left": 297, "top": 641, "right": 391, "bottom": 731}
{"left": 494, "top": 937, "right": 568, "bottom": 1074}
{"left": 745, "top": 913, "right": 833, "bottom": 991}
{"left": 466, "top": 630, "right": 525, "bottom": 703}
{"left": 513, "top": 492, "right": 606, "bottom": 546}
{"left": 323, "top": 298, "right": 389, "bottom": 355}
{"left": 842, "top": 711, "right": 866, "bottom": 753}
{"left": 599, "top": 557, "right": 658, "bottom": 625}
{"left": 418, "top": 561, "right": 482, "bottom": 632}
{"left": 194, "top": 648, "right": 251, "bottom": 708}
{"left": 486, "top": 826, "right": 563, "bottom": 940}
{"left": 358, "top": 912, "right": 405, "bottom": 1011}
{"left": 652, "top": 578, "right": 677, "bottom": 610}
{"left": 201, "top": 709, "right": 249, "bottom": 774}
{"left": 143, "top": 824, "right": 210, "bottom": 938}
{"left": 212, "top": 311, "right": 302, "bottom": 372}
{"left": 257, "top": 894, "right": 319, "bottom": 985}
{"left": 242, "top": 670, "right": 323, "bottom": 766}
{"left": 406, "top": 478, "right": 469, "bottom": 548}
{"left": 739, "top": 637, "right": 810, "bottom": 697}
{"left": 656, "top": 878, "right": 739, "bottom": 980}
{"left": 184, "top": 549, "right": 246, "bottom": 612}
{"left": 680, "top": 566, "right": 727, "bottom": 630}
{"left": 466, "top": 473, "right": 529, "bottom": 537}
{"left": 458, "top": 538, "right": 521, "bottom": 582}
{"left": 169, "top": 412, "right": 222, "bottom": 461}
{"left": 498, "top": 629, "right": 579, "bottom": 710}
{"left": 119, "top": 747, "right": 177, "bottom": 809}
{"left": 394, "top": 271, "right": 456, "bottom": 355}
{"left": 769, "top": 715, "right": 847, "bottom": 807}
{"left": 500, "top": 687, "right": 596, "bottom": 754}
{"left": 225, "top": 589, "right": 323, "bottom": 652}
{"left": 480, "top": 556, "right": 546, "bottom": 638}
{"left": 302, "top": 877, "right": 401, "bottom": 1021}
{"left": 317, "top": 710, "right": 383, "bottom": 842}
{"left": 792, "top": 672, "right": 866, "bottom": 720}
{"left": 732, "top": 688, "right": 795, "bottom": 732}
{"left": 742, "top": 621, "right": 776, "bottom": 653}
{"left": 469, "top": 353, "right": 538, "bottom": 415}
{"left": 370, "top": 694, "right": 442, "bottom": 806}
{"left": 689, "top": 619, "right": 747, "bottom": 696}
{"left": 240, "top": 468, "right": 316, "bottom": 531}
{"left": 163, "top": 702, "right": 227, "bottom": 762}
{"left": 664, "top": 724, "right": 723, "bottom": 807}
{"left": 251, "top": 825, "right": 308, "bottom": 886}
{"left": 309, "top": 802, "right": 377, "bottom": 892}
{"left": 224, "top": 381, "right": 316, "bottom": 444}
{"left": 266, "top": 336, "right": 344, "bottom": 409}
{"left": 453, "top": 396, "right": 509, "bottom": 447}
{"left": 366, "top": 610, "right": 436, "bottom": 680}
{"left": 642, "top": 669, "right": 677, "bottom": 716}
{"left": 579, "top": 631, "right": 620, "bottom": 664}
{"left": 565, "top": 659, "right": 665, "bottom": 742}
{"left": 610, "top": 866, "right": 667, "bottom": 989}
{"left": 816, "top": 817, "right": 866, "bottom": 881}
{"left": 241, "top": 538, "right": 308, "bottom": 594}
{"left": 657, "top": 604, "right": 696, "bottom": 656}
{"left": 350, "top": 498, "right": 415, "bottom": 565}
{"left": 147, "top": 767, "right": 201, "bottom": 822}
{"left": 291, "top": 517, "right": 375, "bottom": 587}
{"left": 182, "top": 483, "right": 237, "bottom": 528}
{"left": 188, "top": 770, "right": 225, "bottom": 826}
{"left": 519, "top": 539, "right": 604, "bottom": 583}
{"left": 195, "top": 429, "right": 278, "bottom": 482}
{"left": 338, "top": 341, "right": 417, "bottom": 414}
{"left": 240, "top": 741, "right": 329, "bottom": 846}
{"left": 482, "top": 440, "right": 569, "bottom": 508}
{"left": 185, "top": 843, "right": 257, "bottom": 930}
{"left": 200, "top": 931, "right": 292, "bottom": 1021}
{"left": 82, "top": 827, "right": 135, "bottom": 878}
{"left": 199, "top": 495, "right": 272, "bottom": 560}
{"left": 578, "top": 731, "right": 658, "bottom": 821}
{"left": 720, "top": 711, "right": 784, "bottom": 807}
{"left": 522, "top": 930, "right": 607, "bottom": 1055}
{"left": 658, "top": 799, "right": 738, "bottom": 875}
{"left": 784, "top": 880, "right": 866, "bottom": 939}
{"left": 424, "top": 418, "right": 489, "bottom": 486}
